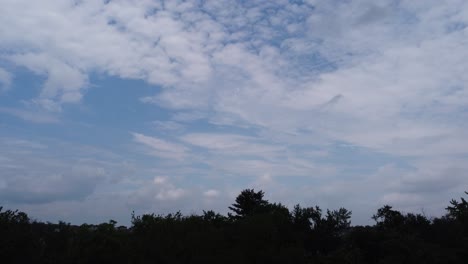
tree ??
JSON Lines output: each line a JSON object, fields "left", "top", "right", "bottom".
{"left": 291, "top": 204, "right": 322, "bottom": 230}
{"left": 326, "top": 208, "right": 352, "bottom": 232}
{"left": 372, "top": 205, "right": 404, "bottom": 229}
{"left": 0, "top": 206, "right": 30, "bottom": 225}
{"left": 228, "top": 189, "right": 269, "bottom": 218}
{"left": 446, "top": 191, "right": 468, "bottom": 224}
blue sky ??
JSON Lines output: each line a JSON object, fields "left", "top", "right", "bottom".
{"left": 1, "top": 0, "right": 468, "bottom": 225}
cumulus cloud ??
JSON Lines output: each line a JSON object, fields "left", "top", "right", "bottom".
{"left": 3, "top": 0, "right": 467, "bottom": 158}
{"left": 126, "top": 175, "right": 188, "bottom": 211}
{"left": 9, "top": 53, "right": 88, "bottom": 104}
{"left": 0, "top": 0, "right": 217, "bottom": 106}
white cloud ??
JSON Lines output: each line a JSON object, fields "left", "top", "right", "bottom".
{"left": 1, "top": 138, "right": 48, "bottom": 149}
{"left": 0, "top": 137, "right": 131, "bottom": 204}
{"left": 0, "top": 68, "right": 12, "bottom": 91}
{"left": 0, "top": 107, "right": 60, "bottom": 123}
{"left": 153, "top": 176, "right": 167, "bottom": 185}
{"left": 128, "top": 174, "right": 188, "bottom": 209}
{"left": 132, "top": 132, "right": 188, "bottom": 159}
{"left": 152, "top": 120, "right": 184, "bottom": 132}
{"left": 181, "top": 133, "right": 284, "bottom": 157}
{"left": 9, "top": 53, "right": 87, "bottom": 103}
{"left": 0, "top": 0, "right": 219, "bottom": 108}
{"left": 203, "top": 189, "right": 220, "bottom": 198}
{"left": 156, "top": 188, "right": 186, "bottom": 201}
{"left": 178, "top": 131, "right": 337, "bottom": 181}
{"left": 171, "top": 111, "right": 207, "bottom": 122}
{"left": 2, "top": 1, "right": 467, "bottom": 151}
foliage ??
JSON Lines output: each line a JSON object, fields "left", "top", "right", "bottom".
{"left": 446, "top": 191, "right": 468, "bottom": 225}
{"left": 228, "top": 188, "right": 269, "bottom": 218}
{"left": 0, "top": 190, "right": 467, "bottom": 263}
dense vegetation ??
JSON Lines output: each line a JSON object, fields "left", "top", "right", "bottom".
{"left": 1, "top": 189, "right": 467, "bottom": 263}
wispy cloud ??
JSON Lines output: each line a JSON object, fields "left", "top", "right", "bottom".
{"left": 0, "top": 137, "right": 130, "bottom": 205}
{"left": 132, "top": 132, "right": 188, "bottom": 160}
{"left": 0, "top": 68, "right": 12, "bottom": 91}
{"left": 0, "top": 107, "right": 59, "bottom": 123}
{"left": 181, "top": 133, "right": 279, "bottom": 154}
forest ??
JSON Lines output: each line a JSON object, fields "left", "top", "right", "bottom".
{"left": 1, "top": 189, "right": 467, "bottom": 264}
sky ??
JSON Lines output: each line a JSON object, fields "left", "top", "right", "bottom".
{"left": 1, "top": 0, "right": 468, "bottom": 226}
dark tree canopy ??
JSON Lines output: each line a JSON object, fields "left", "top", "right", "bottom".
{"left": 446, "top": 191, "right": 468, "bottom": 223}
{"left": 372, "top": 205, "right": 405, "bottom": 229}
{"left": 326, "top": 207, "right": 352, "bottom": 231}
{"left": 228, "top": 189, "right": 269, "bottom": 218}
{"left": 1, "top": 190, "right": 468, "bottom": 264}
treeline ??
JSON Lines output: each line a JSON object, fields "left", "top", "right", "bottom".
{"left": 1, "top": 189, "right": 467, "bottom": 263}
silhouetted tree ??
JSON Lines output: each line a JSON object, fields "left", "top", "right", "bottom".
{"left": 446, "top": 191, "right": 468, "bottom": 224}
{"left": 1, "top": 190, "right": 468, "bottom": 264}
{"left": 228, "top": 189, "right": 269, "bottom": 218}
{"left": 326, "top": 208, "right": 352, "bottom": 232}
{"left": 0, "top": 207, "right": 36, "bottom": 263}
{"left": 372, "top": 205, "right": 404, "bottom": 229}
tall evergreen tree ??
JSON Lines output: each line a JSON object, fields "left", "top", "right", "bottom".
{"left": 228, "top": 189, "right": 269, "bottom": 218}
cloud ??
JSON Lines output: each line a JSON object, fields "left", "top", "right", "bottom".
{"left": 0, "top": 137, "right": 131, "bottom": 204}
{"left": 0, "top": 166, "right": 105, "bottom": 204}
{"left": 312, "top": 159, "right": 468, "bottom": 221}
{"left": 0, "top": 107, "right": 60, "bottom": 123}
{"left": 3, "top": 0, "right": 466, "bottom": 160}
{"left": 203, "top": 189, "right": 220, "bottom": 198}
{"left": 2, "top": 1, "right": 466, "bottom": 144}
{"left": 181, "top": 133, "right": 279, "bottom": 153}
{"left": 156, "top": 188, "right": 186, "bottom": 201}
{"left": 0, "top": 0, "right": 218, "bottom": 108}
{"left": 9, "top": 53, "right": 87, "bottom": 104}
{"left": 126, "top": 175, "right": 188, "bottom": 211}
{"left": 171, "top": 111, "right": 207, "bottom": 122}
{"left": 148, "top": 0, "right": 468, "bottom": 161}
{"left": 1, "top": 138, "right": 48, "bottom": 149}
{"left": 0, "top": 68, "right": 12, "bottom": 91}
{"left": 132, "top": 132, "right": 188, "bottom": 159}
{"left": 153, "top": 176, "right": 168, "bottom": 185}
{"left": 152, "top": 120, "right": 184, "bottom": 132}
